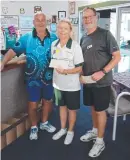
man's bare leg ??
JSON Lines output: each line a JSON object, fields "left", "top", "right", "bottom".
{"left": 28, "top": 101, "right": 38, "bottom": 126}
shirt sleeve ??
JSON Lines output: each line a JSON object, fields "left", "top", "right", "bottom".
{"left": 50, "top": 34, "right": 58, "bottom": 59}
{"left": 74, "top": 43, "right": 84, "bottom": 67}
{"left": 106, "top": 30, "right": 119, "bottom": 55}
{"left": 51, "top": 40, "right": 58, "bottom": 59}
{"left": 12, "top": 33, "right": 29, "bottom": 56}
{"left": 51, "top": 33, "right": 58, "bottom": 42}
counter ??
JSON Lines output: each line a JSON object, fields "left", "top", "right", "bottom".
{"left": 1, "top": 55, "right": 28, "bottom": 122}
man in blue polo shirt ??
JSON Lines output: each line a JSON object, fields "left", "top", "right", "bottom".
{"left": 1, "top": 12, "right": 57, "bottom": 140}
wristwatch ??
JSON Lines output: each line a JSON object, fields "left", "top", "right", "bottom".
{"left": 101, "top": 68, "right": 107, "bottom": 75}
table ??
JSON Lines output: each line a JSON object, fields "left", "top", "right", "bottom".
{"left": 113, "top": 72, "right": 130, "bottom": 92}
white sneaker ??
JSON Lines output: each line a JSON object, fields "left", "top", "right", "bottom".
{"left": 88, "top": 140, "right": 105, "bottom": 157}
{"left": 80, "top": 130, "right": 97, "bottom": 142}
{"left": 29, "top": 127, "right": 38, "bottom": 140}
{"left": 64, "top": 131, "right": 74, "bottom": 145}
{"left": 52, "top": 129, "right": 67, "bottom": 140}
{"left": 40, "top": 122, "right": 56, "bottom": 133}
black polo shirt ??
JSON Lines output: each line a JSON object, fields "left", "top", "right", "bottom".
{"left": 80, "top": 27, "right": 119, "bottom": 87}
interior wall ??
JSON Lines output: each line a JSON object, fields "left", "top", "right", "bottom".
{"left": 1, "top": 1, "right": 68, "bottom": 17}
{"left": 1, "top": 1, "right": 69, "bottom": 34}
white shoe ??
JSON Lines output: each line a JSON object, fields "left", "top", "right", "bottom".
{"left": 88, "top": 140, "right": 105, "bottom": 157}
{"left": 80, "top": 130, "right": 97, "bottom": 142}
{"left": 29, "top": 127, "right": 38, "bottom": 140}
{"left": 52, "top": 129, "right": 67, "bottom": 140}
{"left": 64, "top": 131, "right": 74, "bottom": 145}
{"left": 40, "top": 122, "right": 56, "bottom": 133}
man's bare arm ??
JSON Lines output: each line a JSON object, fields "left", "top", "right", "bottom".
{"left": 1, "top": 49, "right": 17, "bottom": 71}
{"left": 2, "top": 49, "right": 16, "bottom": 65}
{"left": 103, "top": 50, "right": 121, "bottom": 73}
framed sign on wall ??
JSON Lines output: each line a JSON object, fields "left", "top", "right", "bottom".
{"left": 69, "top": 18, "right": 78, "bottom": 25}
{"left": 19, "top": 16, "right": 33, "bottom": 29}
{"left": 69, "top": 1, "right": 75, "bottom": 15}
{"left": 52, "top": 15, "right": 57, "bottom": 23}
{"left": 58, "top": 11, "right": 66, "bottom": 20}
{"left": 20, "top": 8, "right": 25, "bottom": 14}
{"left": 2, "top": 7, "right": 8, "bottom": 14}
{"left": 34, "top": 6, "right": 42, "bottom": 13}
{"left": 0, "top": 15, "right": 19, "bottom": 28}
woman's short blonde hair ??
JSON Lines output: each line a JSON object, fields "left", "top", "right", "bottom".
{"left": 58, "top": 18, "right": 73, "bottom": 31}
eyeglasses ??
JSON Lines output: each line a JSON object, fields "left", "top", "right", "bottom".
{"left": 83, "top": 15, "right": 96, "bottom": 20}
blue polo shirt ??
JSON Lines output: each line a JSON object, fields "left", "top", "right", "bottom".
{"left": 12, "top": 29, "right": 57, "bottom": 87}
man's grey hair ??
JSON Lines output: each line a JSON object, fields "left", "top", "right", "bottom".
{"left": 82, "top": 7, "right": 97, "bottom": 16}
{"left": 34, "top": 11, "right": 46, "bottom": 19}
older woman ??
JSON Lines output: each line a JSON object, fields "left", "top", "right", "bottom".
{"left": 51, "top": 19, "right": 84, "bottom": 145}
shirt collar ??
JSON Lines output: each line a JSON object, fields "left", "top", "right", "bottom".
{"left": 54, "top": 38, "right": 72, "bottom": 49}
{"left": 32, "top": 28, "right": 50, "bottom": 38}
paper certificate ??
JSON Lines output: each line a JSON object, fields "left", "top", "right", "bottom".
{"left": 49, "top": 59, "right": 69, "bottom": 69}
{"left": 81, "top": 75, "right": 97, "bottom": 84}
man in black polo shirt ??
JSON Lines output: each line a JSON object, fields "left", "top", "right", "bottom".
{"left": 80, "top": 7, "right": 121, "bottom": 157}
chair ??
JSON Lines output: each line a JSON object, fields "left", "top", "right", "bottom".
{"left": 107, "top": 85, "right": 130, "bottom": 141}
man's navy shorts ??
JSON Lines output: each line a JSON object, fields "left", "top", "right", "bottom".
{"left": 27, "top": 83, "right": 53, "bottom": 102}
